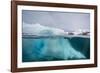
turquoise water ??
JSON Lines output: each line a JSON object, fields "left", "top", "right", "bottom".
{"left": 22, "top": 36, "right": 90, "bottom": 62}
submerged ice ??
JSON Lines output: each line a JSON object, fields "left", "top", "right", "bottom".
{"left": 22, "top": 37, "right": 90, "bottom": 62}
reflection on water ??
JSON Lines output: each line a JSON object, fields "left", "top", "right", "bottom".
{"left": 22, "top": 36, "right": 90, "bottom": 62}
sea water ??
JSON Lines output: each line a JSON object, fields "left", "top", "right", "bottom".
{"left": 22, "top": 36, "right": 90, "bottom": 62}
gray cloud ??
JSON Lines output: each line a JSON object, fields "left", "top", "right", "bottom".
{"left": 22, "top": 10, "right": 90, "bottom": 32}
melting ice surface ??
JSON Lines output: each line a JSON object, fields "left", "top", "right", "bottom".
{"left": 22, "top": 23, "right": 90, "bottom": 62}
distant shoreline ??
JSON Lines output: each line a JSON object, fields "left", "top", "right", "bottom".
{"left": 22, "top": 35, "right": 90, "bottom": 39}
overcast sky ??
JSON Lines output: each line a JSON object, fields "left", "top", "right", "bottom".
{"left": 22, "top": 10, "right": 90, "bottom": 32}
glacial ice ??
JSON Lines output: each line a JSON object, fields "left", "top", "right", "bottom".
{"left": 23, "top": 23, "right": 65, "bottom": 36}
{"left": 22, "top": 37, "right": 89, "bottom": 62}
{"left": 22, "top": 23, "right": 89, "bottom": 62}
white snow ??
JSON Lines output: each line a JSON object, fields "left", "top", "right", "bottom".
{"left": 23, "top": 22, "right": 65, "bottom": 36}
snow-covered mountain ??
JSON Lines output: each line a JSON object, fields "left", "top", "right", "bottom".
{"left": 23, "top": 23, "right": 65, "bottom": 36}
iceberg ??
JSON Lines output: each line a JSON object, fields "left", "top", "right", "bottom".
{"left": 23, "top": 23, "right": 65, "bottom": 36}
{"left": 22, "top": 23, "right": 90, "bottom": 62}
{"left": 22, "top": 36, "right": 90, "bottom": 62}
